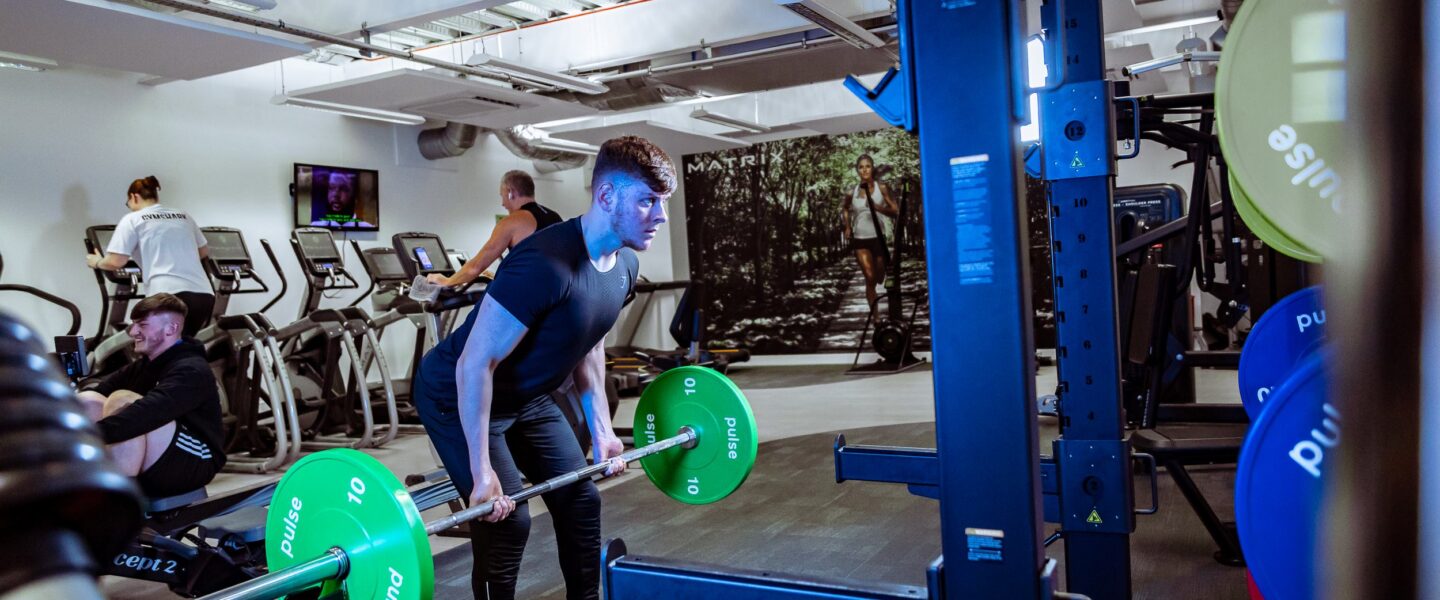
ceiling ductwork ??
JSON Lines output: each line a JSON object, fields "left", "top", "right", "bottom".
{"left": 550, "top": 77, "right": 704, "bottom": 112}
{"left": 417, "top": 123, "right": 588, "bottom": 172}
{"left": 490, "top": 126, "right": 590, "bottom": 174}
{"left": 417, "top": 121, "right": 480, "bottom": 160}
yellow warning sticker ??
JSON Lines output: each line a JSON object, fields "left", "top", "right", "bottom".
{"left": 1086, "top": 510, "right": 1103, "bottom": 524}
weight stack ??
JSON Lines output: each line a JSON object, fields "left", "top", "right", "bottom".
{"left": 0, "top": 313, "right": 144, "bottom": 597}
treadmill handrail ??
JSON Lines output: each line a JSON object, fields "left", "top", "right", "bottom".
{"left": 269, "top": 317, "right": 320, "bottom": 343}
{"left": 347, "top": 239, "right": 375, "bottom": 309}
{"left": 0, "top": 284, "right": 82, "bottom": 336}
{"left": 257, "top": 239, "right": 288, "bottom": 315}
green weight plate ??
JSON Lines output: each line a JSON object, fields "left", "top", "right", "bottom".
{"left": 1216, "top": 0, "right": 1345, "bottom": 258}
{"left": 1229, "top": 172, "right": 1323, "bottom": 263}
{"left": 633, "top": 366, "right": 757, "bottom": 505}
{"left": 266, "top": 449, "right": 433, "bottom": 600}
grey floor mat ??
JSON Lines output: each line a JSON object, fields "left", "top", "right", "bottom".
{"left": 433, "top": 422, "right": 1247, "bottom": 599}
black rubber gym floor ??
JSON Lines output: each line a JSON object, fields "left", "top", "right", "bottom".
{"left": 433, "top": 421, "right": 1249, "bottom": 599}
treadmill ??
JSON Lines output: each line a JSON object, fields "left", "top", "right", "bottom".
{"left": 83, "top": 225, "right": 146, "bottom": 378}
{"left": 390, "top": 231, "right": 487, "bottom": 347}
{"left": 349, "top": 243, "right": 432, "bottom": 424}
{"left": 197, "top": 226, "right": 298, "bottom": 473}
{"left": 257, "top": 228, "right": 397, "bottom": 451}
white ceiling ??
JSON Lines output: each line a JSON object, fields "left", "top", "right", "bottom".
{"left": 794, "top": 112, "right": 890, "bottom": 136}
{"left": 0, "top": 0, "right": 309, "bottom": 80}
{"left": 283, "top": 68, "right": 597, "bottom": 129}
{"left": 253, "top": 0, "right": 513, "bottom": 38}
{"left": 553, "top": 121, "right": 750, "bottom": 156}
{"left": 2, "top": 0, "right": 1223, "bottom": 139}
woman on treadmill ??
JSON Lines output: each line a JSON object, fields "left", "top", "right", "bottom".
{"left": 87, "top": 176, "right": 215, "bottom": 337}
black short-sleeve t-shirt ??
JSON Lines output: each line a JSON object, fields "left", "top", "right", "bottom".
{"left": 421, "top": 218, "right": 638, "bottom": 408}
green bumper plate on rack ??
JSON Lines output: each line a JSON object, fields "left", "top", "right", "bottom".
{"left": 1230, "top": 172, "right": 1323, "bottom": 263}
{"left": 266, "top": 449, "right": 433, "bottom": 600}
{"left": 633, "top": 366, "right": 758, "bottom": 505}
{"left": 1216, "top": 0, "right": 1345, "bottom": 258}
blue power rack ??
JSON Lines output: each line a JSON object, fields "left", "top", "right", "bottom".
{"left": 1036, "top": 0, "right": 1135, "bottom": 598}
{"left": 602, "top": 1, "right": 1140, "bottom": 597}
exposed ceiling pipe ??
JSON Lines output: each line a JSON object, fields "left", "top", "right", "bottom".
{"left": 539, "top": 23, "right": 898, "bottom": 112}
{"left": 551, "top": 77, "right": 704, "bottom": 111}
{"left": 590, "top": 23, "right": 899, "bottom": 84}
{"left": 140, "top": 0, "right": 555, "bottom": 90}
{"left": 417, "top": 121, "right": 480, "bottom": 160}
{"left": 490, "top": 126, "right": 589, "bottom": 173}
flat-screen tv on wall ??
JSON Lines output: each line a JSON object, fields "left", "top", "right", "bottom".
{"left": 294, "top": 163, "right": 379, "bottom": 231}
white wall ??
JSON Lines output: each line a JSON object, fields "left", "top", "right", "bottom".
{"left": 0, "top": 60, "right": 680, "bottom": 355}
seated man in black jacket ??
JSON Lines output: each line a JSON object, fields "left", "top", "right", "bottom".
{"left": 78, "top": 293, "right": 226, "bottom": 497}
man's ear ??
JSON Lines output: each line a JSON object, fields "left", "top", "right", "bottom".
{"left": 593, "top": 180, "right": 616, "bottom": 212}
{"left": 167, "top": 315, "right": 183, "bottom": 337}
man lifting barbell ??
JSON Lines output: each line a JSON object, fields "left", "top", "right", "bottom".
{"left": 412, "top": 136, "right": 676, "bottom": 600}
{"left": 196, "top": 138, "right": 754, "bottom": 600}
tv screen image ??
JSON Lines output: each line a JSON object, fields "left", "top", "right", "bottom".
{"left": 295, "top": 163, "right": 379, "bottom": 231}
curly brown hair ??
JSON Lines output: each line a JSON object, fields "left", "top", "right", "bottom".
{"left": 592, "top": 136, "right": 676, "bottom": 196}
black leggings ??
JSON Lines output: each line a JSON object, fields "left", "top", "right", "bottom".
{"left": 417, "top": 391, "right": 600, "bottom": 600}
{"left": 172, "top": 292, "right": 214, "bottom": 338}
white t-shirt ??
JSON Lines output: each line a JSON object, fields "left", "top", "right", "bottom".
{"left": 107, "top": 204, "right": 213, "bottom": 296}
{"left": 849, "top": 182, "right": 892, "bottom": 240}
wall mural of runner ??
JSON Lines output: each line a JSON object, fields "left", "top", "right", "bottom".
{"left": 682, "top": 128, "right": 931, "bottom": 355}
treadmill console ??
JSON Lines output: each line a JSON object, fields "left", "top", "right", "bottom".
{"left": 293, "top": 228, "right": 345, "bottom": 275}
{"left": 202, "top": 227, "right": 253, "bottom": 277}
{"left": 86, "top": 226, "right": 143, "bottom": 281}
{"left": 390, "top": 232, "right": 452, "bottom": 279}
{"left": 359, "top": 248, "right": 410, "bottom": 284}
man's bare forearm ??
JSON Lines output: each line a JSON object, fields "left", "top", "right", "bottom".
{"left": 456, "top": 356, "right": 496, "bottom": 482}
{"left": 572, "top": 345, "right": 614, "bottom": 439}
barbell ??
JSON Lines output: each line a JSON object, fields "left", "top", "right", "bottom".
{"left": 199, "top": 366, "right": 758, "bottom": 600}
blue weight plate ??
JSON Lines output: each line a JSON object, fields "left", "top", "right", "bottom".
{"left": 1238, "top": 286, "right": 1326, "bottom": 419}
{"left": 1235, "top": 354, "right": 1335, "bottom": 600}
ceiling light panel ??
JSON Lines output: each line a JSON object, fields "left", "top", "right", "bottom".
{"left": 492, "top": 2, "right": 550, "bottom": 22}
{"left": 1106, "top": 14, "right": 1223, "bottom": 39}
{"left": 690, "top": 107, "right": 771, "bottom": 133}
{"left": 272, "top": 95, "right": 426, "bottom": 126}
{"left": 206, "top": 0, "right": 265, "bottom": 13}
{"left": 0, "top": 51, "right": 57, "bottom": 72}
{"left": 513, "top": 1, "right": 561, "bottom": 17}
{"left": 405, "top": 25, "right": 456, "bottom": 42}
{"left": 228, "top": 0, "right": 275, "bottom": 9}
{"left": 465, "top": 52, "right": 609, "bottom": 94}
{"left": 375, "top": 30, "right": 429, "bottom": 49}
{"left": 435, "top": 16, "right": 489, "bottom": 35}
{"left": 531, "top": 137, "right": 601, "bottom": 155}
{"left": 527, "top": 0, "right": 585, "bottom": 15}
{"left": 470, "top": 9, "right": 521, "bottom": 28}
{"left": 774, "top": 0, "right": 887, "bottom": 50}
